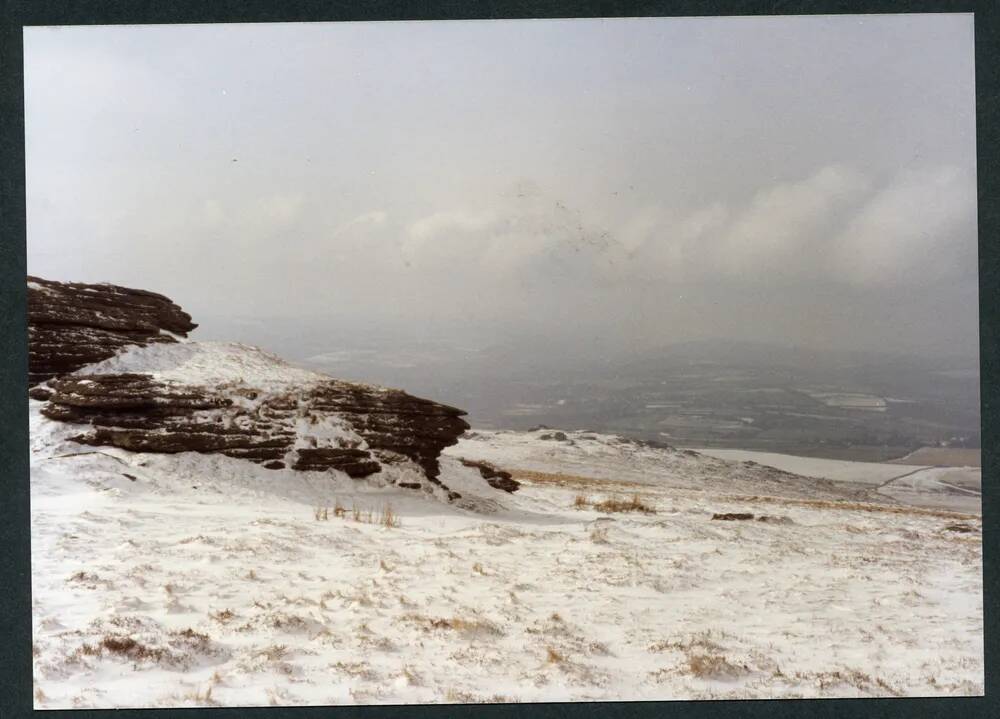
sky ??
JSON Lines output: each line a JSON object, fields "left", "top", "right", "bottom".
{"left": 23, "top": 14, "right": 979, "bottom": 361}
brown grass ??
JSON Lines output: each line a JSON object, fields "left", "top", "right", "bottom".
{"left": 210, "top": 608, "right": 236, "bottom": 623}
{"left": 590, "top": 525, "right": 610, "bottom": 543}
{"left": 687, "top": 653, "right": 747, "bottom": 679}
{"left": 574, "top": 491, "right": 654, "bottom": 514}
{"left": 98, "top": 636, "right": 168, "bottom": 663}
{"left": 444, "top": 689, "right": 520, "bottom": 704}
{"left": 545, "top": 646, "right": 566, "bottom": 664}
{"left": 378, "top": 505, "right": 400, "bottom": 529}
{"left": 185, "top": 684, "right": 216, "bottom": 705}
{"left": 723, "top": 493, "right": 979, "bottom": 520}
{"left": 320, "top": 500, "right": 400, "bottom": 528}
{"left": 402, "top": 613, "right": 503, "bottom": 638}
{"left": 593, "top": 494, "right": 655, "bottom": 514}
{"left": 255, "top": 644, "right": 289, "bottom": 661}
{"left": 804, "top": 668, "right": 903, "bottom": 696}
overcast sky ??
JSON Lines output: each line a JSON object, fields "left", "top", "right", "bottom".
{"left": 23, "top": 14, "right": 979, "bottom": 360}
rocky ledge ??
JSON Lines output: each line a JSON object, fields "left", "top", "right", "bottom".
{"left": 28, "top": 276, "right": 196, "bottom": 386}
{"left": 28, "top": 277, "right": 477, "bottom": 498}
{"left": 40, "top": 364, "right": 469, "bottom": 483}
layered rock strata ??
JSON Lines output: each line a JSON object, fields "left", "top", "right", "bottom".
{"left": 28, "top": 277, "right": 476, "bottom": 497}
{"left": 28, "top": 276, "right": 196, "bottom": 386}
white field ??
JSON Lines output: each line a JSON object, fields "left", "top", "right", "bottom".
{"left": 686, "top": 447, "right": 982, "bottom": 514}
{"left": 680, "top": 448, "right": 925, "bottom": 484}
{"left": 31, "top": 416, "right": 983, "bottom": 708}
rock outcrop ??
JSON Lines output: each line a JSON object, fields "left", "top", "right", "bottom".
{"left": 457, "top": 458, "right": 520, "bottom": 493}
{"left": 40, "top": 367, "right": 469, "bottom": 481}
{"left": 28, "top": 276, "right": 474, "bottom": 496}
{"left": 28, "top": 276, "right": 196, "bottom": 386}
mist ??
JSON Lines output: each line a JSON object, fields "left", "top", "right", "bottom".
{"left": 24, "top": 14, "right": 979, "bottom": 364}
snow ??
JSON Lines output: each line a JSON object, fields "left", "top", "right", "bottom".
{"left": 685, "top": 447, "right": 981, "bottom": 514}
{"left": 30, "top": 411, "right": 983, "bottom": 707}
{"left": 77, "top": 341, "right": 332, "bottom": 392}
{"left": 684, "top": 448, "right": 926, "bottom": 485}
{"left": 158, "top": 330, "right": 190, "bottom": 342}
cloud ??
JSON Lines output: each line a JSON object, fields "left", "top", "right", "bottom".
{"left": 259, "top": 194, "right": 305, "bottom": 225}
{"left": 833, "top": 166, "right": 976, "bottom": 285}
{"left": 400, "top": 195, "right": 629, "bottom": 283}
{"left": 713, "top": 164, "right": 870, "bottom": 277}
{"left": 172, "top": 165, "right": 979, "bottom": 312}
{"left": 616, "top": 164, "right": 974, "bottom": 288}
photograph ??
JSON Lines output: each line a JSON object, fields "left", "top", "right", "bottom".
{"left": 22, "top": 12, "right": 983, "bottom": 708}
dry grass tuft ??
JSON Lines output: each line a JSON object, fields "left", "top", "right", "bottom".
{"left": 331, "top": 661, "right": 379, "bottom": 681}
{"left": 99, "top": 636, "right": 168, "bottom": 663}
{"left": 545, "top": 646, "right": 566, "bottom": 664}
{"left": 210, "top": 608, "right": 236, "bottom": 624}
{"left": 573, "top": 494, "right": 589, "bottom": 508}
{"left": 378, "top": 504, "right": 400, "bottom": 529}
{"left": 593, "top": 494, "right": 655, "bottom": 514}
{"left": 255, "top": 644, "right": 289, "bottom": 661}
{"left": 444, "top": 688, "right": 520, "bottom": 703}
{"left": 687, "top": 653, "right": 747, "bottom": 679}
{"left": 183, "top": 683, "right": 216, "bottom": 705}
{"left": 402, "top": 613, "right": 504, "bottom": 638}
{"left": 590, "top": 525, "right": 610, "bottom": 543}
{"left": 805, "top": 668, "right": 903, "bottom": 696}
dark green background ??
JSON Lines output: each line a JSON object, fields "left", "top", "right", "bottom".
{"left": 1, "top": 1, "right": 995, "bottom": 717}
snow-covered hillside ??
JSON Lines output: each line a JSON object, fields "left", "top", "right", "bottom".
{"left": 31, "top": 411, "right": 983, "bottom": 707}
{"left": 686, "top": 447, "right": 982, "bottom": 514}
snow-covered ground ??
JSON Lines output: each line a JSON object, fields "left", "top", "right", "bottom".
{"left": 78, "top": 340, "right": 332, "bottom": 390}
{"left": 680, "top": 447, "right": 926, "bottom": 484}
{"left": 31, "top": 415, "right": 983, "bottom": 707}
{"left": 685, "top": 447, "right": 981, "bottom": 514}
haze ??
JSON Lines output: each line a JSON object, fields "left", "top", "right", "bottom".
{"left": 24, "top": 14, "right": 978, "bottom": 365}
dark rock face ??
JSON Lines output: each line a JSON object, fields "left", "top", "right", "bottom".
{"left": 458, "top": 458, "right": 521, "bottom": 493}
{"left": 40, "top": 373, "right": 469, "bottom": 481}
{"left": 711, "top": 512, "right": 755, "bottom": 521}
{"left": 28, "top": 276, "right": 196, "bottom": 386}
{"left": 944, "top": 523, "right": 978, "bottom": 534}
